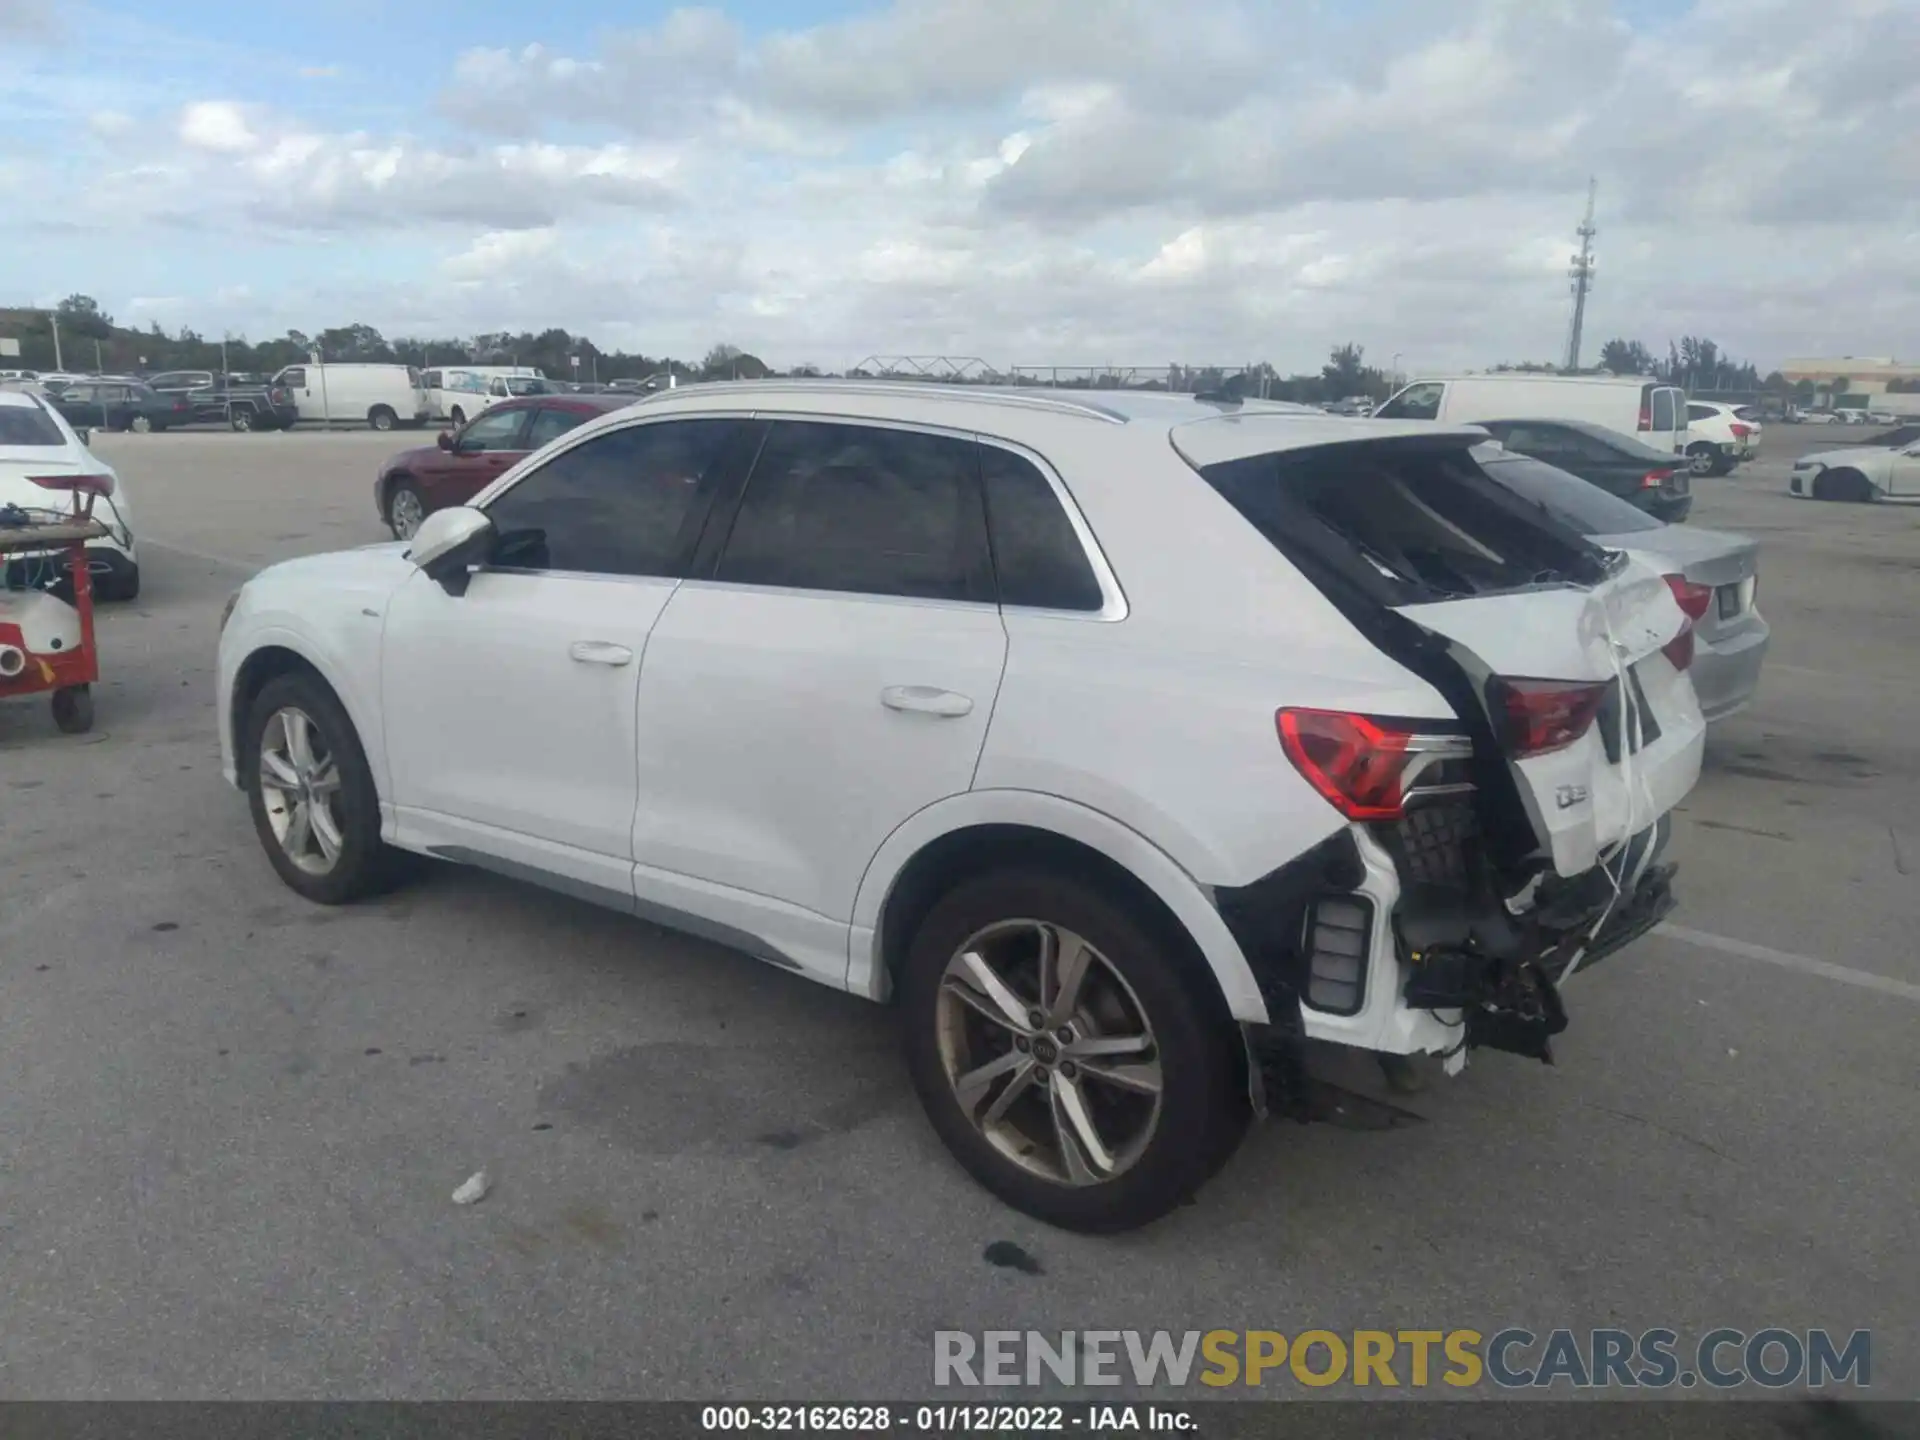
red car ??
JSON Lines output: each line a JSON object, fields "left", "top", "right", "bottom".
{"left": 374, "top": 394, "right": 636, "bottom": 539}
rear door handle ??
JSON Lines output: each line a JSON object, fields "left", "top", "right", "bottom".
{"left": 880, "top": 685, "right": 973, "bottom": 718}
{"left": 569, "top": 641, "right": 633, "bottom": 667}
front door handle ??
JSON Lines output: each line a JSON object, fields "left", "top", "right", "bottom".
{"left": 569, "top": 641, "right": 633, "bottom": 667}
{"left": 881, "top": 685, "right": 973, "bottom": 718}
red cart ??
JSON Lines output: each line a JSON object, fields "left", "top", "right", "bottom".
{"left": 0, "top": 474, "right": 111, "bottom": 734}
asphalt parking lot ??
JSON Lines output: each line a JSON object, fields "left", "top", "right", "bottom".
{"left": 3, "top": 423, "right": 1917, "bottom": 1402}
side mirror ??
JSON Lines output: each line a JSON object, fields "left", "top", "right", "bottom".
{"left": 408, "top": 506, "right": 494, "bottom": 596}
{"left": 436, "top": 429, "right": 454, "bottom": 451}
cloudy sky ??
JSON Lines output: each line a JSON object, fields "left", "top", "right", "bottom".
{"left": 2, "top": 0, "right": 1916, "bottom": 373}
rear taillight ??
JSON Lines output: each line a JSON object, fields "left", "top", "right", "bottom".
{"left": 1730, "top": 423, "right": 1751, "bottom": 439}
{"left": 1276, "top": 708, "right": 1472, "bottom": 822}
{"left": 1640, "top": 468, "right": 1674, "bottom": 490}
{"left": 1661, "top": 574, "right": 1708, "bottom": 671}
{"left": 1487, "top": 678, "right": 1610, "bottom": 758}
{"left": 1663, "top": 574, "right": 1712, "bottom": 621}
{"left": 28, "top": 473, "right": 115, "bottom": 497}
{"left": 1637, "top": 404, "right": 1652, "bottom": 431}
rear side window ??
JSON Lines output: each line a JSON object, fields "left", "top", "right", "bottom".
{"left": 1687, "top": 404, "right": 1715, "bottom": 423}
{"left": 0, "top": 405, "right": 66, "bottom": 445}
{"left": 1373, "top": 383, "right": 1444, "bottom": 421}
{"left": 716, "top": 421, "right": 991, "bottom": 602}
{"left": 980, "top": 446, "right": 1103, "bottom": 612}
{"left": 486, "top": 418, "right": 745, "bottom": 577}
{"left": 524, "top": 406, "right": 588, "bottom": 449}
{"left": 1652, "top": 389, "right": 1678, "bottom": 431}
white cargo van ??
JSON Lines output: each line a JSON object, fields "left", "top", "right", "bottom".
{"left": 420, "top": 366, "right": 544, "bottom": 426}
{"left": 271, "top": 363, "right": 429, "bottom": 431}
{"left": 1375, "top": 374, "right": 1690, "bottom": 455}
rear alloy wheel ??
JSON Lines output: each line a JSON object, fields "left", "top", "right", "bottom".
{"left": 129, "top": 413, "right": 153, "bottom": 433}
{"left": 244, "top": 673, "right": 399, "bottom": 904}
{"left": 1686, "top": 443, "right": 1720, "bottom": 477}
{"left": 387, "top": 481, "right": 427, "bottom": 540}
{"left": 900, "top": 869, "right": 1241, "bottom": 1232}
{"left": 368, "top": 405, "right": 397, "bottom": 433}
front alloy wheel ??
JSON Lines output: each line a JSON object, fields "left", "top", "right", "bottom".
{"left": 937, "top": 921, "right": 1164, "bottom": 1186}
{"left": 257, "top": 706, "right": 346, "bottom": 875}
{"left": 388, "top": 483, "right": 426, "bottom": 540}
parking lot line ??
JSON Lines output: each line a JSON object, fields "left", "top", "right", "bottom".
{"left": 140, "top": 535, "right": 257, "bottom": 574}
{"left": 1656, "top": 922, "right": 1920, "bottom": 1003}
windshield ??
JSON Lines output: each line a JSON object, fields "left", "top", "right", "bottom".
{"left": 1477, "top": 451, "right": 1663, "bottom": 535}
{"left": 0, "top": 404, "right": 67, "bottom": 445}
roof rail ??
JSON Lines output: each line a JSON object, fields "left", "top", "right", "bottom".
{"left": 627, "top": 378, "right": 1128, "bottom": 425}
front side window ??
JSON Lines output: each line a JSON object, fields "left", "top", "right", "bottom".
{"left": 456, "top": 408, "right": 529, "bottom": 452}
{"left": 1373, "top": 382, "right": 1444, "bottom": 420}
{"left": 422, "top": 370, "right": 442, "bottom": 389}
{"left": 715, "top": 421, "right": 991, "bottom": 603}
{"left": 280, "top": 367, "right": 306, "bottom": 388}
{"left": 485, "top": 418, "right": 746, "bottom": 577}
{"left": 979, "top": 445, "right": 1103, "bottom": 611}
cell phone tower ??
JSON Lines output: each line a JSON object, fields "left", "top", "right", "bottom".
{"left": 1564, "top": 177, "right": 1598, "bottom": 372}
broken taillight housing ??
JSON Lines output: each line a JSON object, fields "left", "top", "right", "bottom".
{"left": 1276, "top": 708, "right": 1473, "bottom": 822}
{"left": 1486, "top": 678, "right": 1611, "bottom": 758}
{"left": 1660, "top": 574, "right": 1709, "bottom": 671}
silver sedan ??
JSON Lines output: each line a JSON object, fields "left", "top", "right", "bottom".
{"left": 1475, "top": 444, "right": 1768, "bottom": 722}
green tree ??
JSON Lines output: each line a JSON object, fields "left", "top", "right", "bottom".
{"left": 1322, "top": 342, "right": 1387, "bottom": 399}
{"left": 55, "top": 293, "right": 114, "bottom": 340}
{"left": 1599, "top": 338, "right": 1653, "bottom": 375}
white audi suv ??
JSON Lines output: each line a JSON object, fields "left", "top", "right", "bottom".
{"left": 217, "top": 381, "right": 1704, "bottom": 1232}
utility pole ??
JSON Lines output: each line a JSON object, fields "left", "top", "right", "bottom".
{"left": 1564, "top": 177, "right": 1597, "bottom": 373}
{"left": 50, "top": 311, "right": 64, "bottom": 371}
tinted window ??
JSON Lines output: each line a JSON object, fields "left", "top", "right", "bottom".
{"left": 1374, "top": 382, "right": 1444, "bottom": 420}
{"left": 524, "top": 406, "right": 587, "bottom": 449}
{"left": 1478, "top": 453, "right": 1662, "bottom": 535}
{"left": 1881, "top": 425, "right": 1920, "bottom": 449}
{"left": 715, "top": 421, "right": 990, "bottom": 602}
{"left": 456, "top": 407, "right": 529, "bottom": 451}
{"left": 422, "top": 370, "right": 442, "bottom": 388}
{"left": 0, "top": 405, "right": 66, "bottom": 445}
{"left": 1687, "top": 404, "right": 1715, "bottom": 422}
{"left": 1498, "top": 423, "right": 1617, "bottom": 464}
{"left": 1652, "top": 389, "right": 1677, "bottom": 430}
{"left": 486, "top": 418, "right": 742, "bottom": 577}
{"left": 980, "top": 445, "right": 1103, "bottom": 611}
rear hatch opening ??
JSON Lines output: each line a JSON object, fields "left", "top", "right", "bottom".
{"left": 1187, "top": 430, "right": 1703, "bottom": 1060}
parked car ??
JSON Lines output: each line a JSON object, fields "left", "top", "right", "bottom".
{"left": 269, "top": 363, "right": 429, "bottom": 431}
{"left": 1469, "top": 418, "right": 1693, "bottom": 522}
{"left": 222, "top": 381, "right": 1705, "bottom": 1232}
{"left": 1682, "top": 402, "right": 1761, "bottom": 475}
{"left": 0, "top": 390, "right": 140, "bottom": 599}
{"left": 46, "top": 379, "right": 189, "bottom": 433}
{"left": 1475, "top": 443, "right": 1766, "bottom": 720}
{"left": 1800, "top": 410, "right": 1842, "bottom": 424}
{"left": 1788, "top": 432, "right": 1920, "bottom": 502}
{"left": 1375, "top": 374, "right": 1691, "bottom": 455}
{"left": 203, "top": 374, "right": 301, "bottom": 431}
{"left": 374, "top": 393, "right": 637, "bottom": 538}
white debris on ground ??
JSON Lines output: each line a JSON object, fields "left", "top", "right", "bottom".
{"left": 451, "top": 1170, "right": 492, "bottom": 1206}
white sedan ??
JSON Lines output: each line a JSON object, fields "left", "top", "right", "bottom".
{"left": 0, "top": 389, "right": 141, "bottom": 599}
{"left": 1788, "top": 425, "right": 1920, "bottom": 502}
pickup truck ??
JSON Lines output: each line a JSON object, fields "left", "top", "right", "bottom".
{"left": 147, "top": 372, "right": 300, "bottom": 431}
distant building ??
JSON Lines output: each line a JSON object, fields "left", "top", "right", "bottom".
{"left": 1778, "top": 357, "right": 1920, "bottom": 414}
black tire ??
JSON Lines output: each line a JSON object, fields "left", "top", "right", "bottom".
{"left": 898, "top": 868, "right": 1243, "bottom": 1233}
{"left": 368, "top": 405, "right": 397, "bottom": 432}
{"left": 230, "top": 408, "right": 254, "bottom": 432}
{"left": 94, "top": 562, "right": 140, "bottom": 602}
{"left": 51, "top": 684, "right": 93, "bottom": 734}
{"left": 242, "top": 671, "right": 400, "bottom": 904}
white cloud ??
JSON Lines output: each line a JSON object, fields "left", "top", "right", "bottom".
{"left": 179, "top": 100, "right": 259, "bottom": 154}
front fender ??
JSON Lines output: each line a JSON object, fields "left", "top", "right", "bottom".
{"left": 219, "top": 620, "right": 389, "bottom": 801}
{"left": 848, "top": 788, "right": 1270, "bottom": 1024}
